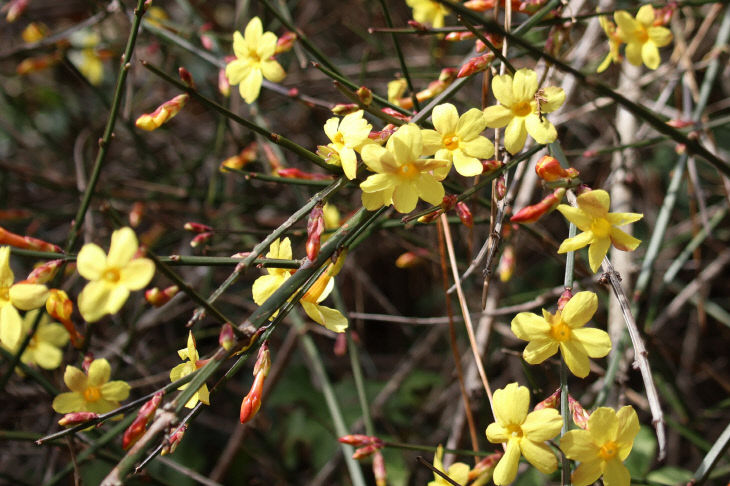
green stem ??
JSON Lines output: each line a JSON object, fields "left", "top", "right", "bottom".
{"left": 378, "top": 0, "right": 420, "bottom": 110}
{"left": 223, "top": 167, "right": 335, "bottom": 186}
{"left": 0, "top": 347, "right": 58, "bottom": 395}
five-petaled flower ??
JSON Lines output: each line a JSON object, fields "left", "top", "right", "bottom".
{"left": 421, "top": 103, "right": 495, "bottom": 177}
{"left": 560, "top": 406, "right": 640, "bottom": 486}
{"left": 597, "top": 15, "right": 623, "bottom": 73}
{"left": 486, "top": 383, "right": 563, "bottom": 484}
{"left": 252, "top": 238, "right": 348, "bottom": 333}
{"left": 427, "top": 444, "right": 470, "bottom": 486}
{"left": 511, "top": 291, "right": 612, "bottom": 378}
{"left": 52, "top": 358, "right": 131, "bottom": 414}
{"left": 3, "top": 309, "right": 68, "bottom": 370}
{"left": 0, "top": 246, "right": 49, "bottom": 348}
{"left": 225, "top": 16, "right": 286, "bottom": 103}
{"left": 483, "top": 68, "right": 565, "bottom": 154}
{"left": 322, "top": 110, "right": 372, "bottom": 179}
{"left": 359, "top": 123, "right": 449, "bottom": 213}
{"left": 557, "top": 189, "right": 643, "bottom": 273}
{"left": 615, "top": 5, "right": 672, "bottom": 70}
{"left": 77, "top": 227, "right": 155, "bottom": 323}
{"left": 406, "top": 0, "right": 450, "bottom": 28}
{"left": 170, "top": 331, "right": 210, "bottom": 409}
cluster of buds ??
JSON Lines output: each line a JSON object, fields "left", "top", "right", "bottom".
{"left": 306, "top": 204, "right": 325, "bottom": 261}
{"left": 338, "top": 434, "right": 385, "bottom": 459}
{"left": 277, "top": 168, "right": 334, "bottom": 181}
{"left": 184, "top": 221, "right": 214, "bottom": 249}
{"left": 135, "top": 94, "right": 189, "bottom": 131}
{"left": 219, "top": 142, "right": 258, "bottom": 172}
{"left": 162, "top": 424, "right": 187, "bottom": 455}
{"left": 391, "top": 69, "right": 457, "bottom": 110}
{"left": 122, "top": 392, "right": 163, "bottom": 450}
{"left": 58, "top": 411, "right": 99, "bottom": 427}
{"left": 0, "top": 225, "right": 61, "bottom": 253}
{"left": 240, "top": 341, "right": 271, "bottom": 424}
{"left": 145, "top": 285, "right": 179, "bottom": 307}
{"left": 46, "top": 289, "right": 83, "bottom": 348}
{"left": 510, "top": 188, "right": 565, "bottom": 224}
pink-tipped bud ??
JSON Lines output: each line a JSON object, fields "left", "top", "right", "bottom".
{"left": 129, "top": 202, "right": 144, "bottom": 227}
{"left": 161, "top": 424, "right": 187, "bottom": 455}
{"left": 497, "top": 245, "right": 515, "bottom": 282}
{"left": 667, "top": 119, "right": 693, "bottom": 129}
{"left": 438, "top": 68, "right": 457, "bottom": 84}
{"left": 46, "top": 289, "right": 82, "bottom": 347}
{"left": 468, "top": 451, "right": 503, "bottom": 481}
{"left": 535, "top": 155, "right": 579, "bottom": 182}
{"left": 178, "top": 67, "right": 195, "bottom": 88}
{"left": 510, "top": 188, "right": 566, "bottom": 224}
{"left": 496, "top": 175, "right": 507, "bottom": 200}
{"left": 219, "top": 143, "right": 258, "bottom": 172}
{"left": 123, "top": 392, "right": 163, "bottom": 449}
{"left": 4, "top": 0, "right": 29, "bottom": 22}
{"left": 58, "top": 412, "right": 98, "bottom": 427}
{"left": 441, "top": 194, "right": 458, "bottom": 212}
{"left": 481, "top": 159, "right": 502, "bottom": 174}
{"left": 145, "top": 285, "right": 179, "bottom": 307}
{"left": 135, "top": 94, "right": 189, "bottom": 131}
{"left": 417, "top": 211, "right": 442, "bottom": 224}
{"left": 275, "top": 31, "right": 297, "bottom": 54}
{"left": 306, "top": 205, "right": 325, "bottom": 261}
{"left": 373, "top": 451, "right": 387, "bottom": 486}
{"left": 568, "top": 395, "right": 590, "bottom": 429}
{"left": 239, "top": 371, "right": 265, "bottom": 424}
{"left": 533, "top": 387, "right": 560, "bottom": 410}
{"left": 339, "top": 434, "right": 373, "bottom": 447}
{"left": 455, "top": 202, "right": 473, "bottom": 229}
{"left": 26, "top": 259, "right": 62, "bottom": 284}
{"left": 16, "top": 53, "right": 62, "bottom": 75}
{"left": 218, "top": 68, "right": 230, "bottom": 97}
{"left": 332, "top": 103, "right": 360, "bottom": 116}
{"left": 219, "top": 323, "right": 235, "bottom": 351}
{"left": 253, "top": 341, "right": 271, "bottom": 377}
{"left": 368, "top": 124, "right": 397, "bottom": 144}
{"left": 0, "top": 225, "right": 61, "bottom": 252}
{"left": 557, "top": 288, "right": 573, "bottom": 311}
{"left": 190, "top": 232, "right": 213, "bottom": 248}
{"left": 356, "top": 86, "right": 373, "bottom": 106}
{"left": 334, "top": 333, "right": 347, "bottom": 357}
{"left": 184, "top": 222, "right": 213, "bottom": 234}
{"left": 380, "top": 108, "right": 411, "bottom": 122}
{"left": 82, "top": 354, "right": 94, "bottom": 373}
{"left": 407, "top": 20, "right": 427, "bottom": 31}
{"left": 395, "top": 249, "right": 428, "bottom": 269}
{"left": 276, "top": 168, "right": 334, "bottom": 181}
{"left": 445, "top": 31, "right": 475, "bottom": 42}
{"left": 352, "top": 444, "right": 379, "bottom": 460}
{"left": 654, "top": 3, "right": 676, "bottom": 26}
{"left": 457, "top": 53, "right": 494, "bottom": 78}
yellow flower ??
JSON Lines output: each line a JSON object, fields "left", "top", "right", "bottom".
{"left": 557, "top": 189, "right": 643, "bottom": 273}
{"left": 252, "top": 238, "right": 348, "bottom": 333}
{"left": 225, "top": 17, "right": 286, "bottom": 104}
{"left": 614, "top": 5, "right": 672, "bottom": 70}
{"left": 0, "top": 246, "right": 49, "bottom": 348}
{"left": 511, "top": 291, "right": 611, "bottom": 378}
{"left": 486, "top": 383, "right": 563, "bottom": 484}
{"left": 169, "top": 331, "right": 210, "bottom": 409}
{"left": 428, "top": 444, "right": 470, "bottom": 486}
{"left": 77, "top": 227, "right": 155, "bottom": 323}
{"left": 483, "top": 68, "right": 565, "bottom": 155}
{"left": 597, "top": 15, "right": 623, "bottom": 73}
{"left": 421, "top": 103, "right": 495, "bottom": 177}
{"left": 322, "top": 110, "right": 372, "bottom": 179}
{"left": 360, "top": 123, "right": 448, "bottom": 213}
{"left": 405, "top": 0, "right": 450, "bottom": 28}
{"left": 68, "top": 30, "right": 104, "bottom": 85}
{"left": 52, "top": 358, "right": 131, "bottom": 414}
{"left": 3, "top": 309, "right": 68, "bottom": 370}
{"left": 560, "top": 406, "right": 640, "bottom": 486}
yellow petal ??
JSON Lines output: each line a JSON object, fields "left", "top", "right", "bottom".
{"left": 415, "top": 174, "right": 445, "bottom": 206}
{"left": 557, "top": 230, "right": 594, "bottom": 254}
{"left": 361, "top": 144, "right": 389, "bottom": 173}
{"left": 360, "top": 173, "right": 394, "bottom": 193}
{"left": 231, "top": 30, "right": 247, "bottom": 59}
{"left": 512, "top": 68, "right": 538, "bottom": 102}
{"left": 460, "top": 136, "right": 494, "bottom": 159}
{"left": 503, "top": 117, "right": 527, "bottom": 155}
{"left": 107, "top": 227, "right": 139, "bottom": 268}
{"left": 641, "top": 41, "right": 661, "bottom": 70}
{"left": 88, "top": 358, "right": 111, "bottom": 386}
{"left": 452, "top": 150, "right": 483, "bottom": 177}
{"left": 540, "top": 86, "right": 565, "bottom": 113}
{"left": 560, "top": 429, "right": 600, "bottom": 461}
{"left": 571, "top": 328, "right": 611, "bottom": 358}
{"left": 197, "top": 384, "right": 210, "bottom": 405}
{"left": 491, "top": 73, "right": 515, "bottom": 106}
{"left": 571, "top": 459, "right": 604, "bottom": 486}
{"left": 432, "top": 103, "right": 458, "bottom": 135}
{"left": 616, "top": 406, "right": 640, "bottom": 460}
{"left": 52, "top": 391, "right": 86, "bottom": 414}
{"left": 38, "top": 322, "right": 69, "bottom": 347}
{"left": 0, "top": 247, "right": 14, "bottom": 287}
{"left": 606, "top": 212, "right": 643, "bottom": 226}
{"left": 252, "top": 274, "right": 287, "bottom": 305}
{"left": 301, "top": 301, "right": 348, "bottom": 333}
{"left": 225, "top": 58, "right": 250, "bottom": 85}
{"left": 556, "top": 205, "right": 593, "bottom": 232}
{"left": 261, "top": 59, "right": 285, "bottom": 82}
{"left": 78, "top": 280, "right": 112, "bottom": 323}
{"left": 588, "top": 237, "right": 611, "bottom": 272}
{"left": 587, "top": 407, "right": 620, "bottom": 445}
{"left": 522, "top": 408, "right": 563, "bottom": 442}
{"left": 0, "top": 305, "right": 22, "bottom": 348}
{"left": 523, "top": 338, "right": 559, "bottom": 364}
{"left": 636, "top": 4, "right": 655, "bottom": 27}
{"left": 9, "top": 283, "right": 48, "bottom": 310}
{"left": 520, "top": 438, "right": 558, "bottom": 474}
{"left": 486, "top": 422, "right": 510, "bottom": 442}
{"left": 170, "top": 362, "right": 189, "bottom": 382}
{"left": 614, "top": 11, "right": 638, "bottom": 39}
{"left": 340, "top": 147, "right": 358, "bottom": 180}
{"left": 86, "top": 398, "right": 118, "bottom": 415}
{"left": 33, "top": 341, "right": 63, "bottom": 369}
{"left": 392, "top": 181, "right": 419, "bottom": 213}
{"left": 77, "top": 243, "right": 107, "bottom": 280}
{"left": 239, "top": 68, "right": 263, "bottom": 104}
{"left": 244, "top": 17, "right": 263, "bottom": 48}
{"left": 456, "top": 107, "right": 486, "bottom": 139}
{"left": 361, "top": 188, "right": 393, "bottom": 211}
{"left": 625, "top": 41, "right": 643, "bottom": 66}
{"left": 493, "top": 382, "right": 529, "bottom": 426}
{"left": 420, "top": 129, "right": 443, "bottom": 156}
{"left": 603, "top": 458, "right": 631, "bottom": 486}
{"left": 447, "top": 462, "right": 471, "bottom": 484}
{"left": 511, "top": 312, "right": 550, "bottom": 340}
{"left": 101, "top": 380, "right": 131, "bottom": 402}
{"left": 493, "top": 438, "right": 521, "bottom": 485}
{"left": 119, "top": 258, "right": 155, "bottom": 290}
{"left": 323, "top": 117, "right": 340, "bottom": 142}
{"left": 561, "top": 291, "right": 598, "bottom": 328}
{"left": 649, "top": 26, "right": 673, "bottom": 47}
{"left": 105, "top": 285, "right": 130, "bottom": 316}
{"left": 578, "top": 190, "right": 610, "bottom": 217}
{"left": 64, "top": 365, "right": 88, "bottom": 393}
{"left": 560, "top": 339, "right": 591, "bottom": 378}
{"left": 524, "top": 114, "right": 557, "bottom": 145}
{"left": 257, "top": 31, "right": 278, "bottom": 59}
{"left": 483, "top": 105, "right": 513, "bottom": 128}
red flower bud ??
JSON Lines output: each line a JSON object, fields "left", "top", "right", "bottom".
{"left": 253, "top": 341, "right": 271, "bottom": 377}
{"left": 190, "top": 232, "right": 213, "bottom": 248}
{"left": 184, "top": 222, "right": 213, "bottom": 234}
{"left": 533, "top": 387, "right": 560, "bottom": 410}
{"left": 455, "top": 202, "right": 473, "bottom": 229}
{"left": 135, "top": 94, "right": 188, "bottom": 131}
{"left": 218, "top": 68, "right": 230, "bottom": 97}
{"left": 219, "top": 323, "right": 235, "bottom": 351}
{"left": 373, "top": 451, "right": 387, "bottom": 486}
{"left": 481, "top": 159, "right": 503, "bottom": 174}
{"left": 510, "top": 188, "right": 566, "bottom": 224}
{"left": 496, "top": 175, "right": 507, "bottom": 200}
{"left": 306, "top": 205, "right": 325, "bottom": 261}
{"left": 395, "top": 249, "right": 429, "bottom": 269}
{"left": 356, "top": 86, "right": 373, "bottom": 106}
{"left": 339, "top": 434, "right": 373, "bottom": 447}
{"left": 535, "top": 155, "right": 579, "bottom": 182}
{"left": 380, "top": 108, "right": 411, "bottom": 121}
{"left": 457, "top": 53, "right": 494, "bottom": 78}
{"left": 26, "top": 259, "right": 63, "bottom": 284}
{"left": 275, "top": 31, "right": 297, "bottom": 54}
{"left": 276, "top": 168, "right": 334, "bottom": 181}
{"left": 468, "top": 451, "right": 503, "bottom": 480}
{"left": 569, "top": 394, "right": 590, "bottom": 429}
{"left": 123, "top": 392, "right": 163, "bottom": 450}
{"left": 557, "top": 288, "right": 573, "bottom": 311}
{"left": 162, "top": 424, "right": 187, "bottom": 455}
{"left": 58, "top": 412, "right": 99, "bottom": 427}
{"left": 239, "top": 371, "right": 265, "bottom": 424}
{"left": 0, "top": 225, "right": 61, "bottom": 253}
{"left": 441, "top": 194, "right": 458, "bottom": 212}
{"left": 129, "top": 201, "right": 145, "bottom": 228}
{"left": 4, "top": 0, "right": 29, "bottom": 22}
{"left": 145, "top": 285, "right": 179, "bottom": 307}
{"left": 178, "top": 67, "right": 195, "bottom": 88}
{"left": 352, "top": 444, "right": 379, "bottom": 460}
{"left": 497, "top": 245, "right": 515, "bottom": 282}
{"left": 445, "top": 31, "right": 475, "bottom": 42}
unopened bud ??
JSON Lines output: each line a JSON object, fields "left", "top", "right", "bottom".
{"left": 356, "top": 86, "right": 373, "bottom": 106}
{"left": 332, "top": 103, "right": 360, "bottom": 116}
{"left": 352, "top": 444, "right": 379, "bottom": 460}
{"left": 253, "top": 341, "right": 271, "bottom": 377}
{"left": 0, "top": 225, "right": 61, "bottom": 252}
{"left": 184, "top": 222, "right": 213, "bottom": 233}
{"left": 123, "top": 392, "right": 163, "bottom": 449}
{"left": 334, "top": 333, "right": 347, "bottom": 357}
{"left": 239, "top": 371, "right": 265, "bottom": 424}
{"left": 387, "top": 78, "right": 407, "bottom": 104}
{"left": 497, "top": 245, "right": 515, "bottom": 282}
{"left": 535, "top": 155, "right": 579, "bottom": 182}
{"left": 380, "top": 107, "right": 411, "bottom": 121}
{"left": 219, "top": 143, "right": 258, "bottom": 171}
{"left": 145, "top": 285, "right": 179, "bottom": 307}
{"left": 395, "top": 249, "right": 428, "bottom": 269}
{"left": 481, "top": 159, "right": 502, "bottom": 174}
{"left": 219, "top": 323, "right": 235, "bottom": 351}
{"left": 338, "top": 434, "right": 374, "bottom": 447}
{"left": 161, "top": 424, "right": 187, "bottom": 455}
{"left": 22, "top": 22, "right": 48, "bottom": 42}
{"left": 306, "top": 205, "right": 325, "bottom": 261}
{"left": 275, "top": 31, "right": 297, "bottom": 54}
{"left": 178, "top": 67, "right": 195, "bottom": 88}
{"left": 455, "top": 201, "right": 473, "bottom": 229}
{"left": 468, "top": 451, "right": 503, "bottom": 481}
{"left": 407, "top": 20, "right": 427, "bottom": 31}
{"left": 129, "top": 201, "right": 144, "bottom": 227}
{"left": 276, "top": 168, "right": 334, "bottom": 181}
{"left": 190, "top": 232, "right": 213, "bottom": 248}
{"left": 533, "top": 388, "right": 560, "bottom": 410}
{"left": 457, "top": 53, "right": 494, "bottom": 78}
{"left": 373, "top": 451, "right": 387, "bottom": 486}
{"left": 46, "top": 289, "right": 72, "bottom": 322}
{"left": 568, "top": 394, "right": 590, "bottom": 429}
{"left": 368, "top": 124, "right": 397, "bottom": 144}
{"left": 510, "top": 188, "right": 565, "bottom": 224}
{"left": 445, "top": 31, "right": 475, "bottom": 42}
{"left": 82, "top": 354, "right": 94, "bottom": 373}
{"left": 667, "top": 119, "right": 693, "bottom": 129}
{"left": 417, "top": 211, "right": 442, "bottom": 224}
{"left": 58, "top": 412, "right": 98, "bottom": 427}
{"left": 495, "top": 175, "right": 506, "bottom": 200}
{"left": 135, "top": 94, "right": 189, "bottom": 131}
{"left": 441, "top": 194, "right": 458, "bottom": 212}
{"left": 16, "top": 53, "right": 62, "bottom": 75}
{"left": 557, "top": 288, "right": 573, "bottom": 311}
{"left": 218, "top": 68, "right": 230, "bottom": 97}
{"left": 5, "top": 0, "right": 29, "bottom": 22}
{"left": 27, "top": 259, "right": 62, "bottom": 284}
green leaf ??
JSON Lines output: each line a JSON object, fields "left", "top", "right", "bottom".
{"left": 625, "top": 425, "right": 657, "bottom": 478}
{"left": 646, "top": 466, "right": 693, "bottom": 485}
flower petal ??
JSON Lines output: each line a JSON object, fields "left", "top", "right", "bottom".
{"left": 340, "top": 147, "right": 358, "bottom": 180}
{"left": 456, "top": 108, "right": 487, "bottom": 139}
{"left": 606, "top": 212, "right": 643, "bottom": 226}
{"left": 523, "top": 338, "right": 560, "bottom": 364}
{"left": 493, "top": 438, "right": 521, "bottom": 485}
{"left": 252, "top": 274, "right": 287, "bottom": 305}
{"left": 420, "top": 129, "right": 443, "bottom": 155}
{"left": 557, "top": 230, "right": 594, "bottom": 254}
{"left": 261, "top": 59, "right": 286, "bottom": 82}
{"left": 105, "top": 285, "right": 130, "bottom": 316}
{"left": 460, "top": 136, "right": 494, "bottom": 160}
{"left": 603, "top": 458, "right": 631, "bottom": 486}
{"left": 64, "top": 365, "right": 88, "bottom": 393}
{"left": 540, "top": 86, "right": 565, "bottom": 113}
{"left": 520, "top": 439, "right": 558, "bottom": 474}
{"left": 257, "top": 32, "right": 278, "bottom": 59}
{"left": 361, "top": 144, "right": 389, "bottom": 173}
{"left": 432, "top": 103, "right": 458, "bottom": 135}
{"left": 324, "top": 117, "right": 340, "bottom": 143}
{"left": 0, "top": 305, "right": 22, "bottom": 348}
{"left": 107, "top": 227, "right": 139, "bottom": 268}
{"left": 642, "top": 41, "right": 661, "bottom": 70}
{"left": 610, "top": 227, "right": 641, "bottom": 251}
{"left": 239, "top": 68, "right": 263, "bottom": 104}
{"left": 101, "top": 380, "right": 131, "bottom": 402}
{"left": 119, "top": 258, "right": 155, "bottom": 291}
{"left": 9, "top": 283, "right": 48, "bottom": 310}
{"left": 578, "top": 189, "right": 610, "bottom": 217}
{"left": 511, "top": 312, "right": 550, "bottom": 340}
{"left": 491, "top": 73, "right": 515, "bottom": 107}
{"left": 556, "top": 205, "right": 593, "bottom": 232}
{"left": 415, "top": 174, "right": 445, "bottom": 206}
{"left": 88, "top": 358, "right": 111, "bottom": 387}
{"left": 393, "top": 181, "right": 419, "bottom": 213}
{"left": 231, "top": 30, "right": 247, "bottom": 59}
{"left": 0, "top": 247, "right": 14, "bottom": 287}
{"left": 560, "top": 429, "right": 600, "bottom": 461}
{"left": 486, "top": 422, "right": 510, "bottom": 442}
{"left": 244, "top": 17, "right": 263, "bottom": 48}
{"left": 522, "top": 408, "right": 563, "bottom": 442}
{"left": 77, "top": 243, "right": 107, "bottom": 280}
{"left": 616, "top": 405, "right": 640, "bottom": 460}
{"left": 588, "top": 407, "right": 619, "bottom": 445}
{"left": 38, "top": 322, "right": 69, "bottom": 347}
{"left": 571, "top": 328, "right": 611, "bottom": 358}
{"left": 636, "top": 4, "right": 655, "bottom": 26}
{"left": 224, "top": 59, "right": 249, "bottom": 85}
{"left": 33, "top": 341, "right": 64, "bottom": 369}
{"left": 503, "top": 117, "right": 527, "bottom": 155}
{"left": 571, "top": 459, "right": 604, "bottom": 486}
{"left": 562, "top": 291, "right": 598, "bottom": 328}
{"left": 512, "top": 68, "right": 538, "bottom": 101}
{"left": 78, "top": 280, "right": 112, "bottom": 322}
{"left": 301, "top": 301, "right": 348, "bottom": 333}
{"left": 625, "top": 41, "right": 643, "bottom": 66}
{"left": 561, "top": 339, "right": 591, "bottom": 378}
{"left": 649, "top": 26, "right": 673, "bottom": 47}
{"left": 524, "top": 114, "right": 557, "bottom": 145}
{"left": 360, "top": 173, "right": 393, "bottom": 193}
{"left": 493, "top": 382, "right": 529, "bottom": 426}
{"left": 52, "top": 392, "right": 86, "bottom": 414}
{"left": 483, "top": 105, "right": 513, "bottom": 130}
{"left": 588, "top": 237, "right": 611, "bottom": 273}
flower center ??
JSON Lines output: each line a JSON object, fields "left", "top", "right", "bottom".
{"left": 550, "top": 320, "right": 572, "bottom": 341}
{"left": 636, "top": 26, "right": 649, "bottom": 43}
{"left": 398, "top": 162, "right": 420, "bottom": 179}
{"left": 599, "top": 441, "right": 618, "bottom": 460}
{"left": 512, "top": 101, "right": 533, "bottom": 117}
{"left": 0, "top": 287, "right": 9, "bottom": 302}
{"left": 506, "top": 424, "right": 524, "bottom": 438}
{"left": 102, "top": 268, "right": 121, "bottom": 283}
{"left": 590, "top": 218, "right": 612, "bottom": 238}
{"left": 443, "top": 134, "right": 460, "bottom": 151}
{"left": 332, "top": 132, "right": 345, "bottom": 146}
{"left": 83, "top": 386, "right": 101, "bottom": 402}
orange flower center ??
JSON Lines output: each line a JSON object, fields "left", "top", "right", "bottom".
{"left": 332, "top": 132, "right": 345, "bottom": 146}
{"left": 398, "top": 162, "right": 420, "bottom": 179}
{"left": 636, "top": 26, "right": 649, "bottom": 43}
{"left": 598, "top": 440, "right": 618, "bottom": 460}
{"left": 443, "top": 134, "right": 460, "bottom": 151}
{"left": 83, "top": 386, "right": 102, "bottom": 402}
{"left": 550, "top": 320, "right": 572, "bottom": 341}
{"left": 0, "top": 287, "right": 9, "bottom": 301}
{"left": 512, "top": 101, "right": 533, "bottom": 117}
{"left": 103, "top": 268, "right": 121, "bottom": 283}
{"left": 590, "top": 218, "right": 612, "bottom": 238}
{"left": 506, "top": 424, "right": 524, "bottom": 438}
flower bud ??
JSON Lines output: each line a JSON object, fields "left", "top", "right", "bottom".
{"left": 135, "top": 94, "right": 189, "bottom": 131}
{"left": 368, "top": 124, "right": 397, "bottom": 144}
{"left": 306, "top": 205, "right": 325, "bottom": 261}
{"left": 239, "top": 371, "right": 265, "bottom": 424}
{"left": 338, "top": 434, "right": 373, "bottom": 447}
{"left": 5, "top": 0, "right": 29, "bottom": 22}
{"left": 58, "top": 412, "right": 99, "bottom": 427}
{"left": 455, "top": 202, "right": 473, "bottom": 229}
{"left": 395, "top": 250, "right": 427, "bottom": 269}
{"left": 568, "top": 394, "right": 590, "bottom": 429}
{"left": 468, "top": 451, "right": 503, "bottom": 481}
{"left": 407, "top": 20, "right": 427, "bottom": 31}
{"left": 356, "top": 86, "right": 373, "bottom": 106}
{"left": 495, "top": 175, "right": 506, "bottom": 200}
{"left": 190, "top": 232, "right": 213, "bottom": 248}
{"left": 145, "top": 285, "right": 179, "bottom": 307}
{"left": 123, "top": 392, "right": 163, "bottom": 449}
{"left": 178, "top": 67, "right": 195, "bottom": 88}
{"left": 46, "top": 289, "right": 72, "bottom": 322}
{"left": 129, "top": 201, "right": 144, "bottom": 227}
{"left": 219, "top": 323, "right": 235, "bottom": 351}
{"left": 333, "top": 333, "right": 347, "bottom": 357}
{"left": 22, "top": 22, "right": 48, "bottom": 42}
{"left": 534, "top": 387, "right": 560, "bottom": 410}
{"left": 161, "top": 424, "right": 187, "bottom": 455}
{"left": 82, "top": 354, "right": 94, "bottom": 373}
{"left": 445, "top": 31, "right": 475, "bottom": 42}
{"left": 352, "top": 444, "right": 379, "bottom": 459}
{"left": 275, "top": 31, "right": 297, "bottom": 54}
{"left": 457, "top": 53, "right": 494, "bottom": 78}
{"left": 557, "top": 288, "right": 573, "bottom": 311}
{"left": 0, "top": 225, "right": 62, "bottom": 252}
{"left": 373, "top": 451, "right": 387, "bottom": 486}
{"left": 218, "top": 68, "right": 230, "bottom": 97}
{"left": 380, "top": 108, "right": 411, "bottom": 122}
{"left": 331, "top": 103, "right": 360, "bottom": 116}
{"left": 219, "top": 142, "right": 258, "bottom": 171}
{"left": 16, "top": 53, "right": 62, "bottom": 75}
{"left": 510, "top": 188, "right": 566, "bottom": 224}
{"left": 184, "top": 222, "right": 213, "bottom": 234}
{"left": 441, "top": 194, "right": 458, "bottom": 212}
{"left": 26, "top": 259, "right": 63, "bottom": 284}
{"left": 276, "top": 168, "right": 334, "bottom": 181}
{"left": 497, "top": 245, "right": 515, "bottom": 282}
{"left": 481, "top": 159, "right": 502, "bottom": 174}
{"left": 253, "top": 342, "right": 271, "bottom": 377}
{"left": 535, "top": 155, "right": 579, "bottom": 182}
